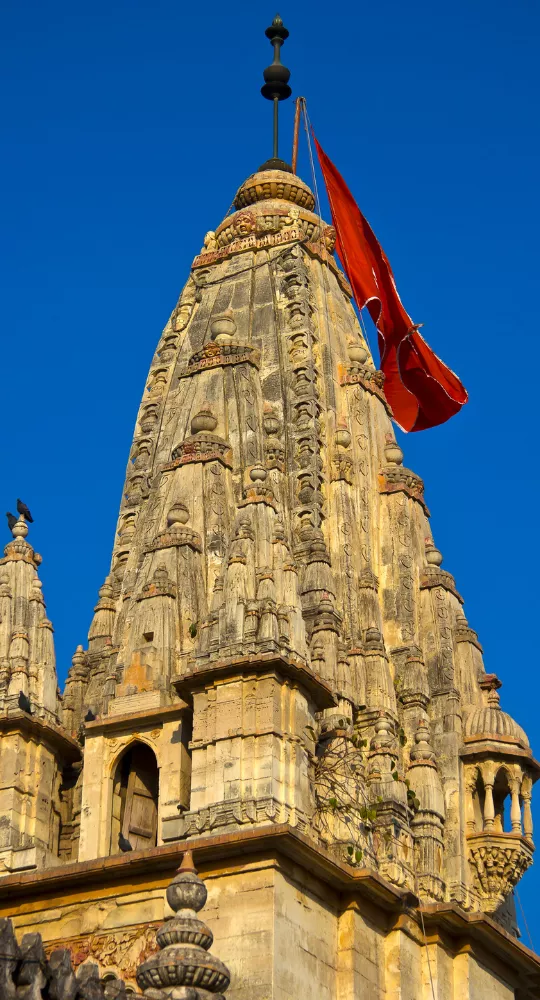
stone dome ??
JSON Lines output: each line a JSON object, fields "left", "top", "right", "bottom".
{"left": 233, "top": 169, "right": 315, "bottom": 210}
{"left": 463, "top": 694, "right": 529, "bottom": 747}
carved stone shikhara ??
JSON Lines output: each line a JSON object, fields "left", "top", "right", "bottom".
{"left": 1, "top": 164, "right": 538, "bottom": 997}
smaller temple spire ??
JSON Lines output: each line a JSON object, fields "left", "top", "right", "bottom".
{"left": 0, "top": 516, "right": 59, "bottom": 722}
{"left": 260, "top": 14, "right": 292, "bottom": 171}
{"left": 136, "top": 849, "right": 231, "bottom": 998}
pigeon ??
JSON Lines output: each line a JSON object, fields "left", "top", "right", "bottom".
{"left": 16, "top": 499, "right": 33, "bottom": 523}
{"left": 118, "top": 832, "right": 133, "bottom": 852}
{"left": 84, "top": 709, "right": 96, "bottom": 722}
{"left": 18, "top": 691, "right": 32, "bottom": 714}
{"left": 6, "top": 512, "right": 17, "bottom": 532}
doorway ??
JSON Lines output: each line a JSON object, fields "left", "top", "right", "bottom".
{"left": 111, "top": 742, "right": 159, "bottom": 853}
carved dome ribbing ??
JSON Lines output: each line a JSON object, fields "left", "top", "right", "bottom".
{"left": 233, "top": 168, "right": 315, "bottom": 210}
{"left": 463, "top": 696, "right": 529, "bottom": 747}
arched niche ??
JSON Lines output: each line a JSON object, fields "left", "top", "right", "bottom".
{"left": 110, "top": 741, "right": 159, "bottom": 854}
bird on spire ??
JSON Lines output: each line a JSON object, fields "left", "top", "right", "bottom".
{"left": 6, "top": 512, "right": 17, "bottom": 533}
{"left": 16, "top": 499, "right": 33, "bottom": 522}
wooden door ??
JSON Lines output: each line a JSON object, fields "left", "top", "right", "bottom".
{"left": 121, "top": 744, "right": 159, "bottom": 849}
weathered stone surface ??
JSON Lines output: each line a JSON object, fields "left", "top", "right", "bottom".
{"left": 1, "top": 160, "right": 539, "bottom": 997}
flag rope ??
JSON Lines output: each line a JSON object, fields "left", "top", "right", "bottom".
{"left": 299, "top": 99, "right": 377, "bottom": 361}
{"left": 419, "top": 907, "right": 437, "bottom": 1000}
{"left": 516, "top": 888, "right": 535, "bottom": 952}
{"left": 300, "top": 98, "right": 336, "bottom": 401}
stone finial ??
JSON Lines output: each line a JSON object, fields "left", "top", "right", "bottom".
{"left": 424, "top": 537, "right": 443, "bottom": 566}
{"left": 384, "top": 435, "right": 403, "bottom": 466}
{"left": 136, "top": 850, "right": 230, "bottom": 999}
{"left": 168, "top": 503, "right": 190, "bottom": 526}
{"left": 71, "top": 644, "right": 86, "bottom": 673}
{"left": 11, "top": 517, "right": 28, "bottom": 539}
{"left": 410, "top": 721, "right": 436, "bottom": 764}
{"left": 190, "top": 408, "right": 218, "bottom": 435}
{"left": 335, "top": 424, "right": 351, "bottom": 449}
{"left": 347, "top": 339, "right": 368, "bottom": 365}
{"left": 249, "top": 465, "right": 267, "bottom": 483}
{"left": 262, "top": 407, "right": 280, "bottom": 435}
{"left": 371, "top": 715, "right": 394, "bottom": 750}
{"left": 98, "top": 576, "right": 114, "bottom": 601}
{"left": 210, "top": 312, "right": 237, "bottom": 344}
{"left": 487, "top": 687, "right": 501, "bottom": 710}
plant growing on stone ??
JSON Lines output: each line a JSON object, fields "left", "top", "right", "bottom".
{"left": 308, "top": 721, "right": 375, "bottom": 866}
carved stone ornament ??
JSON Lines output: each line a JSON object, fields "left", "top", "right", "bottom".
{"left": 177, "top": 343, "right": 260, "bottom": 379}
{"left": 467, "top": 832, "right": 534, "bottom": 911}
{"left": 378, "top": 463, "right": 430, "bottom": 515}
{"left": 137, "top": 851, "right": 230, "bottom": 999}
{"left": 339, "top": 364, "right": 392, "bottom": 415}
{"left": 0, "top": 915, "right": 145, "bottom": 998}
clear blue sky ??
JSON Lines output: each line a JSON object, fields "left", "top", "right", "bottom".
{"left": 2, "top": 0, "right": 539, "bottom": 943}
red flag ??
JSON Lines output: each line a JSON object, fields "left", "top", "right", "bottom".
{"left": 313, "top": 136, "right": 468, "bottom": 432}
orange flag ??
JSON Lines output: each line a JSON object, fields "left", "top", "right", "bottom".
{"left": 313, "top": 136, "right": 468, "bottom": 431}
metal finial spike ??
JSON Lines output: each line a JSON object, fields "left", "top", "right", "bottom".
{"left": 261, "top": 15, "right": 292, "bottom": 163}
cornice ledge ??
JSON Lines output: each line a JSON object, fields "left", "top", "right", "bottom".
{"left": 1, "top": 826, "right": 537, "bottom": 989}
{"left": 0, "top": 824, "right": 412, "bottom": 914}
{"left": 420, "top": 565, "right": 463, "bottom": 602}
{"left": 460, "top": 737, "right": 540, "bottom": 773}
{"left": 420, "top": 902, "right": 540, "bottom": 986}
{"left": 173, "top": 652, "right": 336, "bottom": 710}
{"left": 84, "top": 701, "right": 190, "bottom": 736}
{"left": 0, "top": 711, "right": 81, "bottom": 763}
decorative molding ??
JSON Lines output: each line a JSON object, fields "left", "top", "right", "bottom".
{"left": 192, "top": 225, "right": 304, "bottom": 268}
{"left": 177, "top": 343, "right": 260, "bottom": 378}
{"left": 420, "top": 565, "right": 463, "bottom": 602}
{"left": 467, "top": 832, "right": 534, "bottom": 910}
{"left": 379, "top": 466, "right": 430, "bottom": 515}
{"left": 338, "top": 364, "right": 392, "bottom": 414}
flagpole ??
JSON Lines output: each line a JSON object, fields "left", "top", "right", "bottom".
{"left": 273, "top": 97, "right": 279, "bottom": 159}
{"left": 291, "top": 97, "right": 302, "bottom": 173}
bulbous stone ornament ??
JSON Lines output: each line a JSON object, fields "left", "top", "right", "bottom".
{"left": 384, "top": 435, "right": 404, "bottom": 466}
{"left": 347, "top": 341, "right": 368, "bottom": 365}
{"left": 136, "top": 851, "right": 231, "bottom": 999}
{"left": 210, "top": 313, "right": 236, "bottom": 344}
{"left": 166, "top": 868, "right": 207, "bottom": 914}
{"left": 262, "top": 409, "right": 280, "bottom": 435}
{"left": 191, "top": 409, "right": 218, "bottom": 434}
{"left": 168, "top": 504, "right": 190, "bottom": 527}
{"left": 335, "top": 425, "right": 351, "bottom": 449}
{"left": 249, "top": 465, "right": 267, "bottom": 483}
{"left": 425, "top": 538, "right": 443, "bottom": 566}
{"left": 11, "top": 518, "right": 28, "bottom": 539}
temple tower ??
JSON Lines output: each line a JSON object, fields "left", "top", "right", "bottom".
{"left": 1, "top": 18, "right": 539, "bottom": 999}
{"left": 55, "top": 153, "right": 537, "bottom": 928}
{"left": 0, "top": 518, "right": 81, "bottom": 872}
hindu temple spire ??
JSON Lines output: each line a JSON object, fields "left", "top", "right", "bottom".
{"left": 0, "top": 516, "right": 59, "bottom": 723}
{"left": 260, "top": 14, "right": 292, "bottom": 171}
{"left": 0, "top": 27, "right": 537, "bottom": 989}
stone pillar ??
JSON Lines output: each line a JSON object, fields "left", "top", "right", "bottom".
{"left": 483, "top": 778, "right": 495, "bottom": 832}
{"left": 510, "top": 780, "right": 522, "bottom": 834}
{"left": 523, "top": 789, "right": 534, "bottom": 839}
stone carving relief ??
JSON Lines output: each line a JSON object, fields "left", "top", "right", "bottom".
{"left": 46, "top": 923, "right": 159, "bottom": 985}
